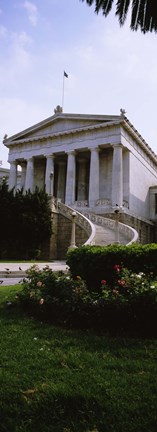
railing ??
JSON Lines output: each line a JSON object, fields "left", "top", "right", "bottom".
{"left": 96, "top": 199, "right": 111, "bottom": 206}
{"left": 74, "top": 198, "right": 129, "bottom": 210}
{"left": 75, "top": 200, "right": 88, "bottom": 207}
{"left": 81, "top": 211, "right": 138, "bottom": 245}
{"left": 52, "top": 199, "right": 96, "bottom": 246}
{"left": 50, "top": 198, "right": 138, "bottom": 246}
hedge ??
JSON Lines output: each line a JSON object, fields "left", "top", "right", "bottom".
{"left": 66, "top": 243, "right": 157, "bottom": 291}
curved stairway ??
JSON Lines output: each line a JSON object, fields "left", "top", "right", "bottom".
{"left": 94, "top": 224, "right": 127, "bottom": 246}
{"left": 82, "top": 211, "right": 138, "bottom": 246}
{"left": 54, "top": 200, "right": 138, "bottom": 247}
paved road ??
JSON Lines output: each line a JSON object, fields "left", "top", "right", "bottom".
{"left": 0, "top": 278, "right": 23, "bottom": 286}
{"left": 0, "top": 261, "right": 68, "bottom": 286}
{"left": 0, "top": 261, "right": 68, "bottom": 272}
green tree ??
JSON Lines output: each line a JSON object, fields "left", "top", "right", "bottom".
{"left": 81, "top": 0, "right": 157, "bottom": 33}
{"left": 0, "top": 183, "right": 52, "bottom": 259}
{"left": 17, "top": 188, "right": 52, "bottom": 259}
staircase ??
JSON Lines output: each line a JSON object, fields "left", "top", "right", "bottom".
{"left": 94, "top": 224, "right": 126, "bottom": 246}
{"left": 81, "top": 211, "right": 138, "bottom": 246}
{"left": 55, "top": 200, "right": 138, "bottom": 247}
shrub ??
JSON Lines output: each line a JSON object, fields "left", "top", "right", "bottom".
{"left": 97, "top": 264, "right": 157, "bottom": 334}
{"left": 66, "top": 244, "right": 157, "bottom": 292}
{"left": 19, "top": 265, "right": 90, "bottom": 327}
{"left": 18, "top": 264, "right": 157, "bottom": 335}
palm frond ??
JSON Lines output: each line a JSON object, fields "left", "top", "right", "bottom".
{"left": 81, "top": 0, "right": 157, "bottom": 33}
{"left": 116, "top": 0, "right": 131, "bottom": 26}
{"left": 97, "top": 0, "right": 114, "bottom": 16}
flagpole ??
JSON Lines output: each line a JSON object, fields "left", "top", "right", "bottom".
{"left": 62, "top": 71, "right": 68, "bottom": 112}
{"left": 62, "top": 71, "right": 65, "bottom": 111}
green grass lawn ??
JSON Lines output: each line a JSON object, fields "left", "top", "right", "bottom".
{"left": 0, "top": 285, "right": 157, "bottom": 432}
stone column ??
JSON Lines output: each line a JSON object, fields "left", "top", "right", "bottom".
{"left": 45, "top": 155, "right": 55, "bottom": 195}
{"left": 57, "top": 160, "right": 66, "bottom": 201}
{"left": 20, "top": 162, "right": 27, "bottom": 190}
{"left": 65, "top": 151, "right": 76, "bottom": 205}
{"left": 77, "top": 158, "right": 87, "bottom": 201}
{"left": 69, "top": 211, "right": 77, "bottom": 249}
{"left": 9, "top": 161, "right": 17, "bottom": 190}
{"left": 89, "top": 147, "right": 99, "bottom": 207}
{"left": 111, "top": 144, "right": 123, "bottom": 207}
{"left": 24, "top": 157, "right": 34, "bottom": 192}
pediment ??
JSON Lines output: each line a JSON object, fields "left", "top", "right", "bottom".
{"left": 4, "top": 113, "right": 121, "bottom": 145}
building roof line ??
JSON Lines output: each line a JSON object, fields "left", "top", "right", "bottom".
{"left": 4, "top": 119, "right": 121, "bottom": 145}
{"left": 4, "top": 113, "right": 157, "bottom": 164}
{"left": 3, "top": 113, "right": 121, "bottom": 142}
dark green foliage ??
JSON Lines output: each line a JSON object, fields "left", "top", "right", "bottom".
{"left": 0, "top": 182, "right": 52, "bottom": 259}
{"left": 66, "top": 243, "right": 157, "bottom": 291}
{"left": 18, "top": 264, "right": 157, "bottom": 336}
{"left": 82, "top": 0, "right": 157, "bottom": 33}
{"left": 19, "top": 265, "right": 89, "bottom": 327}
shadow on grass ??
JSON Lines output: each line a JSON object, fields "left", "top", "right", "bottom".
{"left": 2, "top": 389, "right": 157, "bottom": 432}
{"left": 1, "top": 392, "right": 107, "bottom": 432}
{"left": 1, "top": 288, "right": 157, "bottom": 432}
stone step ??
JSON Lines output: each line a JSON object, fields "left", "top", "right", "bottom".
{"left": 80, "top": 210, "right": 130, "bottom": 246}
{"left": 94, "top": 224, "right": 128, "bottom": 246}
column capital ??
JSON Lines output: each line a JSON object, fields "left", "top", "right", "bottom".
{"left": 88, "top": 146, "right": 100, "bottom": 152}
{"left": 26, "top": 156, "right": 34, "bottom": 162}
{"left": 45, "top": 154, "right": 55, "bottom": 160}
{"left": 66, "top": 150, "right": 76, "bottom": 156}
{"left": 111, "top": 143, "right": 123, "bottom": 149}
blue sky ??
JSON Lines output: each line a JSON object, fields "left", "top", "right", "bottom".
{"left": 1, "top": 0, "right": 157, "bottom": 167}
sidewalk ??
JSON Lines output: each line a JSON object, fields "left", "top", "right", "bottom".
{"left": 0, "top": 261, "right": 68, "bottom": 276}
{"left": 0, "top": 261, "right": 68, "bottom": 286}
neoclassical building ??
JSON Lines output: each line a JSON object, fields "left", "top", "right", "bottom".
{"left": 0, "top": 166, "right": 21, "bottom": 188}
{"left": 0, "top": 166, "right": 9, "bottom": 184}
{"left": 3, "top": 107, "right": 157, "bottom": 243}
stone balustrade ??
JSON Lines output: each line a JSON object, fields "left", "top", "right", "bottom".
{"left": 54, "top": 200, "right": 96, "bottom": 246}
{"left": 82, "top": 211, "right": 138, "bottom": 245}
{"left": 96, "top": 199, "right": 111, "bottom": 206}
{"left": 50, "top": 199, "right": 138, "bottom": 247}
{"left": 75, "top": 200, "right": 88, "bottom": 207}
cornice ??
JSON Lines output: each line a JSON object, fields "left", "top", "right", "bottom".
{"left": 4, "top": 119, "right": 120, "bottom": 146}
{"left": 121, "top": 116, "right": 157, "bottom": 164}
{"left": 3, "top": 112, "right": 121, "bottom": 143}
{"left": 3, "top": 112, "right": 157, "bottom": 167}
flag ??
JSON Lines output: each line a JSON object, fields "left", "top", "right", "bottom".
{"left": 64, "top": 71, "right": 68, "bottom": 78}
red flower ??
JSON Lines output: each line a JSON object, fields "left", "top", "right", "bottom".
{"left": 118, "top": 280, "right": 125, "bottom": 286}
{"left": 114, "top": 264, "right": 120, "bottom": 272}
{"left": 101, "top": 279, "right": 107, "bottom": 285}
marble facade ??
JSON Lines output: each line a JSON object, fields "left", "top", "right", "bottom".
{"left": 3, "top": 109, "right": 157, "bottom": 224}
